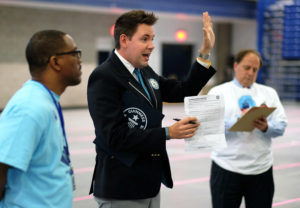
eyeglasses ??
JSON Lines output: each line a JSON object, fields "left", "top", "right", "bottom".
{"left": 55, "top": 49, "right": 82, "bottom": 59}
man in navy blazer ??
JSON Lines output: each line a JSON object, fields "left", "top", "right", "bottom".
{"left": 87, "top": 10, "right": 216, "bottom": 208}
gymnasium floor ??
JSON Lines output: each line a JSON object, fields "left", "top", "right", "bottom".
{"left": 65, "top": 102, "right": 300, "bottom": 208}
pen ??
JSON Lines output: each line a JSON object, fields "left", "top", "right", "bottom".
{"left": 260, "top": 102, "right": 270, "bottom": 110}
{"left": 173, "top": 118, "right": 197, "bottom": 124}
{"left": 260, "top": 102, "right": 266, "bottom": 106}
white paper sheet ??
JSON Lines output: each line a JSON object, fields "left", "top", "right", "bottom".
{"left": 184, "top": 95, "right": 226, "bottom": 151}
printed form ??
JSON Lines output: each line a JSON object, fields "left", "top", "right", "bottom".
{"left": 184, "top": 95, "right": 226, "bottom": 151}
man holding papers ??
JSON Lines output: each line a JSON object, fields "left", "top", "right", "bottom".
{"left": 87, "top": 10, "right": 216, "bottom": 208}
{"left": 208, "top": 49, "right": 287, "bottom": 208}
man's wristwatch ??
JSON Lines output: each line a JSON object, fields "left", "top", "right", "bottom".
{"left": 199, "top": 53, "right": 210, "bottom": 60}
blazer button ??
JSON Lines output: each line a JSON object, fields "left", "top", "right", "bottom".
{"left": 110, "top": 155, "right": 115, "bottom": 159}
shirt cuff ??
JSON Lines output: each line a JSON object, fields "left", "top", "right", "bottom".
{"left": 165, "top": 127, "right": 170, "bottom": 140}
{"left": 196, "top": 57, "right": 211, "bottom": 69}
{"left": 264, "top": 120, "right": 286, "bottom": 138}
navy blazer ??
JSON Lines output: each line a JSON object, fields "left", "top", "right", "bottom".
{"left": 87, "top": 51, "right": 216, "bottom": 199}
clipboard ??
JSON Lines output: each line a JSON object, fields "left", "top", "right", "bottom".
{"left": 229, "top": 106, "right": 276, "bottom": 132}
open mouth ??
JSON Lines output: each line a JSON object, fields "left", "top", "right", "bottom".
{"left": 142, "top": 53, "right": 150, "bottom": 60}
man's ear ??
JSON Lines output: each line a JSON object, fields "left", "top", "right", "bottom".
{"left": 119, "top": 34, "right": 128, "bottom": 48}
{"left": 233, "top": 62, "right": 238, "bottom": 73}
{"left": 49, "top": 56, "right": 61, "bottom": 71}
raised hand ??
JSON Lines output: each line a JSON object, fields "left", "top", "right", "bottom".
{"left": 200, "top": 12, "right": 215, "bottom": 55}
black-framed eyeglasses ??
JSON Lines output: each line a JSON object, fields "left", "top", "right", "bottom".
{"left": 55, "top": 49, "right": 82, "bottom": 59}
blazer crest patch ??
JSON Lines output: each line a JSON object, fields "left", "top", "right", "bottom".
{"left": 123, "top": 107, "right": 148, "bottom": 129}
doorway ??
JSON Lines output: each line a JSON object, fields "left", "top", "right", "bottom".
{"left": 162, "top": 44, "right": 193, "bottom": 80}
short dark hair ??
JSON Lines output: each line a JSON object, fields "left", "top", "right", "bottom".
{"left": 114, "top": 10, "right": 158, "bottom": 49}
{"left": 234, "top": 49, "right": 263, "bottom": 68}
{"left": 25, "top": 30, "right": 67, "bottom": 75}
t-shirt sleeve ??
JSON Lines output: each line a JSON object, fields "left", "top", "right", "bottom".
{"left": 0, "top": 110, "right": 42, "bottom": 172}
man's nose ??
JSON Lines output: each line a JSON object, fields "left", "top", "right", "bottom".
{"left": 148, "top": 41, "right": 155, "bottom": 50}
{"left": 248, "top": 68, "right": 255, "bottom": 75}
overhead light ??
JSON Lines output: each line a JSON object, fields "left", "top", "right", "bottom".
{"left": 110, "top": 24, "right": 115, "bottom": 37}
{"left": 175, "top": 29, "right": 187, "bottom": 42}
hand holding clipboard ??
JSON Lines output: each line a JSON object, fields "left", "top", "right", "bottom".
{"left": 229, "top": 105, "right": 276, "bottom": 132}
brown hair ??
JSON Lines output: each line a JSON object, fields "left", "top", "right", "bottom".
{"left": 114, "top": 10, "right": 158, "bottom": 49}
{"left": 234, "top": 49, "right": 263, "bottom": 68}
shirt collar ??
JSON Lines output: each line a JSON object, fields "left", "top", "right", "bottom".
{"left": 233, "top": 77, "right": 253, "bottom": 89}
{"left": 29, "top": 80, "right": 60, "bottom": 102}
{"left": 114, "top": 49, "right": 135, "bottom": 75}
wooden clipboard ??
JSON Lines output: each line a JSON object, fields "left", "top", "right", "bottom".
{"left": 229, "top": 106, "right": 276, "bottom": 132}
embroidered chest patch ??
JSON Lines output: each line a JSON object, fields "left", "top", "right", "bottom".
{"left": 123, "top": 107, "right": 148, "bottom": 129}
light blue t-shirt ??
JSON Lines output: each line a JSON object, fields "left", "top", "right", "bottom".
{"left": 0, "top": 80, "right": 73, "bottom": 208}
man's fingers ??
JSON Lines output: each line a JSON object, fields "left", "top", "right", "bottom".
{"left": 203, "top": 12, "right": 209, "bottom": 26}
{"left": 181, "top": 126, "right": 198, "bottom": 135}
{"left": 203, "top": 12, "right": 212, "bottom": 28}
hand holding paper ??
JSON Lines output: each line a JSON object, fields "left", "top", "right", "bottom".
{"left": 168, "top": 117, "right": 199, "bottom": 139}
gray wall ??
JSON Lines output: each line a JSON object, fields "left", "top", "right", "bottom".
{"left": 0, "top": 4, "right": 257, "bottom": 109}
{"left": 0, "top": 4, "right": 119, "bottom": 108}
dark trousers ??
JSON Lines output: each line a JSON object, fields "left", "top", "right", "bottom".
{"left": 210, "top": 161, "right": 274, "bottom": 208}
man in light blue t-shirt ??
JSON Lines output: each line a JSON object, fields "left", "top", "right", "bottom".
{"left": 0, "top": 30, "right": 82, "bottom": 208}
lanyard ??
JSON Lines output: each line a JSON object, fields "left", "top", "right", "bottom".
{"left": 35, "top": 81, "right": 75, "bottom": 190}
{"left": 41, "top": 83, "right": 70, "bottom": 162}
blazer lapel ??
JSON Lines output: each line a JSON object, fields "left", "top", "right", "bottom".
{"left": 110, "top": 53, "right": 154, "bottom": 107}
{"left": 140, "top": 70, "right": 158, "bottom": 109}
